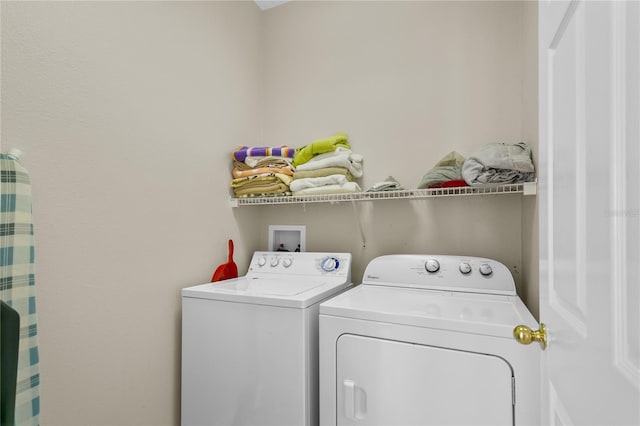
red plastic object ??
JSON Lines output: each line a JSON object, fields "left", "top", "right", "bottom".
{"left": 211, "top": 239, "right": 239, "bottom": 282}
{"left": 428, "top": 179, "right": 469, "bottom": 189}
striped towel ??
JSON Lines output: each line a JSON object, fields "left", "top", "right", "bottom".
{"left": 232, "top": 145, "right": 296, "bottom": 162}
{"left": 1, "top": 154, "right": 41, "bottom": 425}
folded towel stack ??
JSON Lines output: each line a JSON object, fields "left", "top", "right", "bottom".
{"left": 230, "top": 146, "right": 295, "bottom": 198}
{"left": 289, "top": 132, "right": 363, "bottom": 195}
{"left": 229, "top": 133, "right": 365, "bottom": 198}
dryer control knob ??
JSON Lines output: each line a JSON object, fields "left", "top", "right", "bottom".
{"left": 459, "top": 262, "right": 472, "bottom": 275}
{"left": 257, "top": 256, "right": 267, "bottom": 267}
{"left": 425, "top": 259, "right": 440, "bottom": 273}
{"left": 479, "top": 263, "right": 493, "bottom": 276}
{"left": 270, "top": 257, "right": 280, "bottom": 267}
{"left": 321, "top": 257, "right": 340, "bottom": 272}
{"left": 282, "top": 257, "right": 292, "bottom": 268}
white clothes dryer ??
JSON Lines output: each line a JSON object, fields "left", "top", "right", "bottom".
{"left": 319, "top": 254, "right": 540, "bottom": 426}
{"left": 182, "top": 251, "right": 352, "bottom": 426}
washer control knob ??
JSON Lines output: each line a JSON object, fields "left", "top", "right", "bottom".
{"left": 425, "top": 259, "right": 440, "bottom": 273}
{"left": 479, "top": 263, "right": 493, "bottom": 276}
{"left": 270, "top": 257, "right": 280, "bottom": 267}
{"left": 282, "top": 257, "right": 292, "bottom": 268}
{"left": 321, "top": 257, "right": 340, "bottom": 272}
{"left": 257, "top": 256, "right": 267, "bottom": 267}
{"left": 459, "top": 262, "right": 472, "bottom": 275}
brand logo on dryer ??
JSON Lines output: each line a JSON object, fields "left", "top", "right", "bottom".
{"left": 365, "top": 274, "right": 380, "bottom": 280}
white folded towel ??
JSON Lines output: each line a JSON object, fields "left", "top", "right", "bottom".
{"left": 292, "top": 181, "right": 361, "bottom": 195}
{"left": 294, "top": 147, "right": 364, "bottom": 178}
{"left": 289, "top": 174, "right": 348, "bottom": 192}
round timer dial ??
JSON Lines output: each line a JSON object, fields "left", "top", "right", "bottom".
{"left": 479, "top": 263, "right": 493, "bottom": 276}
{"left": 425, "top": 259, "right": 440, "bottom": 273}
{"left": 321, "top": 257, "right": 340, "bottom": 272}
{"left": 459, "top": 262, "right": 472, "bottom": 275}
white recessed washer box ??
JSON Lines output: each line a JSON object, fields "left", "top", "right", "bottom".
{"left": 268, "top": 225, "right": 306, "bottom": 252}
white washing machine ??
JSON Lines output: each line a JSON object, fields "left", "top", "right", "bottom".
{"left": 182, "top": 251, "right": 352, "bottom": 426}
{"left": 319, "top": 254, "right": 540, "bottom": 426}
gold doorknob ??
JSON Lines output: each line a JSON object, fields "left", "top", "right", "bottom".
{"left": 513, "top": 323, "right": 548, "bottom": 350}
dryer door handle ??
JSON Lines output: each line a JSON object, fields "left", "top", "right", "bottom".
{"left": 343, "top": 379, "right": 366, "bottom": 420}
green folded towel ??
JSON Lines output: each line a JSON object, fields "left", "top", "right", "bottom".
{"left": 292, "top": 132, "right": 350, "bottom": 167}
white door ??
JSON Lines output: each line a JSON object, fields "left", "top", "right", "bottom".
{"left": 539, "top": 1, "right": 640, "bottom": 425}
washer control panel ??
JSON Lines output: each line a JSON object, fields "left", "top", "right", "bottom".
{"left": 363, "top": 254, "right": 516, "bottom": 295}
{"left": 248, "top": 251, "right": 352, "bottom": 279}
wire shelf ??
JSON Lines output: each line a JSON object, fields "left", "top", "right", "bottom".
{"left": 229, "top": 182, "right": 536, "bottom": 207}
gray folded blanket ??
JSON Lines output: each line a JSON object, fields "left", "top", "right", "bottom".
{"left": 462, "top": 142, "right": 535, "bottom": 186}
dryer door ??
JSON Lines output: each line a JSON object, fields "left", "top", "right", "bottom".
{"left": 337, "top": 334, "right": 514, "bottom": 426}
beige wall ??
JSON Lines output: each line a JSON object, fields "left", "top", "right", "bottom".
{"left": 1, "top": 1, "right": 262, "bottom": 425}
{"left": 255, "top": 0, "right": 538, "bottom": 290}
{"left": 1, "top": 1, "right": 538, "bottom": 425}
{"left": 262, "top": 1, "right": 528, "bottom": 191}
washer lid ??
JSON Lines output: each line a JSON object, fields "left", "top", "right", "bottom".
{"left": 319, "top": 285, "right": 538, "bottom": 339}
{"left": 182, "top": 276, "right": 352, "bottom": 308}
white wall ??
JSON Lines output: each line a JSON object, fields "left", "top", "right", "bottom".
{"left": 1, "top": 2, "right": 262, "bottom": 424}
{"left": 1, "top": 1, "right": 538, "bottom": 424}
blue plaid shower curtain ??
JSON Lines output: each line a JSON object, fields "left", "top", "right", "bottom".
{"left": 0, "top": 153, "right": 40, "bottom": 425}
